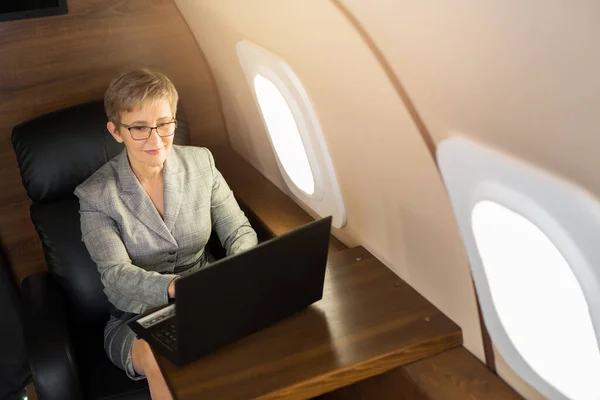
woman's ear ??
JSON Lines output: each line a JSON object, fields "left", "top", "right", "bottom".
{"left": 107, "top": 121, "right": 124, "bottom": 143}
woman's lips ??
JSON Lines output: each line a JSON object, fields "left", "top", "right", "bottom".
{"left": 144, "top": 148, "right": 162, "bottom": 155}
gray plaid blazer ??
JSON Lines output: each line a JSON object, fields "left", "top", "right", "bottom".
{"left": 74, "top": 145, "right": 258, "bottom": 314}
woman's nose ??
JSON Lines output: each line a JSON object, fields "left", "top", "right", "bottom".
{"left": 146, "top": 128, "right": 161, "bottom": 144}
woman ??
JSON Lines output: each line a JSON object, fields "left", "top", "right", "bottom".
{"left": 75, "top": 69, "right": 258, "bottom": 399}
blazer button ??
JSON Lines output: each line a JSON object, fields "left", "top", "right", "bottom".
{"left": 169, "top": 251, "right": 176, "bottom": 255}
{"left": 168, "top": 259, "right": 174, "bottom": 263}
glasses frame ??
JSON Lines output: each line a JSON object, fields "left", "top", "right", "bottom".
{"left": 119, "top": 120, "right": 177, "bottom": 141}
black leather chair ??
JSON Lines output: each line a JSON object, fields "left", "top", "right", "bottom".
{"left": 0, "top": 245, "right": 30, "bottom": 400}
{"left": 12, "top": 101, "right": 192, "bottom": 400}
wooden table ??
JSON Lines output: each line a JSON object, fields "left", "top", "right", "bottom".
{"left": 155, "top": 246, "right": 463, "bottom": 400}
{"left": 322, "top": 347, "right": 524, "bottom": 400}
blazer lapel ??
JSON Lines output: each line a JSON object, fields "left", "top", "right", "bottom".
{"left": 116, "top": 150, "right": 177, "bottom": 246}
{"left": 163, "top": 149, "right": 184, "bottom": 232}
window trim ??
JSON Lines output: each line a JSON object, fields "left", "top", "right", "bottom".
{"left": 236, "top": 40, "right": 347, "bottom": 228}
{"left": 438, "top": 136, "right": 600, "bottom": 399}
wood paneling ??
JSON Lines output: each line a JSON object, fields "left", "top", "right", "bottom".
{"left": 156, "top": 246, "right": 462, "bottom": 400}
{"left": 210, "top": 146, "right": 348, "bottom": 253}
{"left": 0, "top": 0, "right": 227, "bottom": 285}
{"left": 322, "top": 347, "right": 523, "bottom": 400}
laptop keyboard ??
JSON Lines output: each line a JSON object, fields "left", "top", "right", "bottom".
{"left": 151, "top": 322, "right": 178, "bottom": 353}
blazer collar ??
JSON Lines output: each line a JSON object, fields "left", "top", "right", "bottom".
{"left": 116, "top": 148, "right": 184, "bottom": 245}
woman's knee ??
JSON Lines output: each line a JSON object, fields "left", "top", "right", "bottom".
{"left": 132, "top": 338, "right": 161, "bottom": 376}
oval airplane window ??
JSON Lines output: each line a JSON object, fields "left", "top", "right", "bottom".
{"left": 471, "top": 200, "right": 600, "bottom": 400}
{"left": 253, "top": 74, "right": 315, "bottom": 195}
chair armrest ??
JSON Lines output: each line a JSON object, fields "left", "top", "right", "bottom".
{"left": 21, "top": 272, "right": 81, "bottom": 400}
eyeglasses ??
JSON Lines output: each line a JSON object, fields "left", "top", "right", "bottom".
{"left": 120, "top": 120, "right": 177, "bottom": 141}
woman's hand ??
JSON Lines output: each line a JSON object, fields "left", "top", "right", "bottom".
{"left": 168, "top": 277, "right": 179, "bottom": 299}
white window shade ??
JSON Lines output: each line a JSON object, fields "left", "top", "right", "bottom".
{"left": 253, "top": 74, "right": 315, "bottom": 195}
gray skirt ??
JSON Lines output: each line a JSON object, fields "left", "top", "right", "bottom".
{"left": 105, "top": 254, "right": 212, "bottom": 380}
{"left": 105, "top": 312, "right": 143, "bottom": 380}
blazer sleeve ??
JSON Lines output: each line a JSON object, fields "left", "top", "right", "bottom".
{"left": 205, "top": 149, "right": 258, "bottom": 256}
{"left": 75, "top": 187, "right": 178, "bottom": 314}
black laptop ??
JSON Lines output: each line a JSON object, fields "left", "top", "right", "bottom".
{"left": 128, "top": 216, "right": 332, "bottom": 366}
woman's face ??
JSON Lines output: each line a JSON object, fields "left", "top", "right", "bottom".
{"left": 107, "top": 99, "right": 175, "bottom": 169}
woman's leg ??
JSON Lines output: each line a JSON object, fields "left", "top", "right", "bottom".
{"left": 131, "top": 337, "right": 173, "bottom": 400}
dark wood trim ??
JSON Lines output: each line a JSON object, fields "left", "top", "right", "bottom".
{"left": 329, "top": 0, "right": 435, "bottom": 159}
{"left": 476, "top": 285, "right": 496, "bottom": 373}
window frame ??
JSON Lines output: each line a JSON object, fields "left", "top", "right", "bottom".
{"left": 438, "top": 136, "right": 600, "bottom": 399}
{"left": 236, "top": 40, "right": 346, "bottom": 228}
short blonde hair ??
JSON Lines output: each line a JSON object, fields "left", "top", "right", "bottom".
{"left": 104, "top": 69, "right": 179, "bottom": 124}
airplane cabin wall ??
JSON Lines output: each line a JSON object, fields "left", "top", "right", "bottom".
{"left": 339, "top": 1, "right": 600, "bottom": 398}
{"left": 174, "top": 0, "right": 485, "bottom": 365}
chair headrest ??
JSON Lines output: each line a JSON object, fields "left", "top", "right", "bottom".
{"left": 12, "top": 101, "right": 123, "bottom": 204}
{"left": 11, "top": 101, "right": 190, "bottom": 204}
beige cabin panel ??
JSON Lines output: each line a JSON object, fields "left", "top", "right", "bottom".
{"left": 339, "top": 0, "right": 600, "bottom": 397}
{"left": 341, "top": 0, "right": 600, "bottom": 196}
{"left": 174, "top": 0, "right": 484, "bottom": 361}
